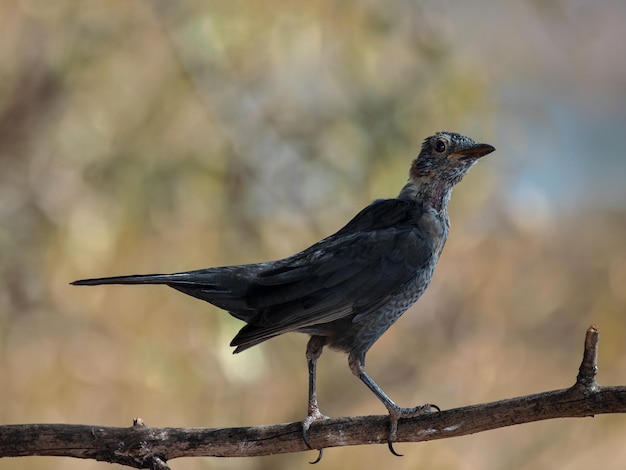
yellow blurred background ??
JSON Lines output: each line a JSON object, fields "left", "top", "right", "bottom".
{"left": 1, "top": 1, "right": 625, "bottom": 469}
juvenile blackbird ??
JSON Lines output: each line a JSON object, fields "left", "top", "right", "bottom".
{"left": 73, "top": 131, "right": 494, "bottom": 458}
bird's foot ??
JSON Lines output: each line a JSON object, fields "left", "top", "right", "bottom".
{"left": 387, "top": 403, "right": 440, "bottom": 457}
{"left": 302, "top": 409, "right": 330, "bottom": 464}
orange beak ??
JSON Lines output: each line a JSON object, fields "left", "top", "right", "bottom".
{"left": 450, "top": 143, "right": 495, "bottom": 160}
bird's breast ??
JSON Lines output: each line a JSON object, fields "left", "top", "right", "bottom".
{"left": 417, "top": 208, "right": 449, "bottom": 257}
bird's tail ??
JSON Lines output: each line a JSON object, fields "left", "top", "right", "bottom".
{"left": 71, "top": 269, "right": 254, "bottom": 320}
{"left": 71, "top": 272, "right": 200, "bottom": 286}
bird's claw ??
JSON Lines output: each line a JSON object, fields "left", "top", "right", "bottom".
{"left": 387, "top": 403, "right": 440, "bottom": 457}
{"left": 302, "top": 410, "right": 329, "bottom": 464}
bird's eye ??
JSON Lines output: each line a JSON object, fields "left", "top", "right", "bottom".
{"left": 434, "top": 139, "right": 447, "bottom": 153}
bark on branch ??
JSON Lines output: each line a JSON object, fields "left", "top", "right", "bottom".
{"left": 1, "top": 325, "right": 624, "bottom": 469}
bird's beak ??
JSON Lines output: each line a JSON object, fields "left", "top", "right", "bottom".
{"left": 450, "top": 143, "right": 496, "bottom": 160}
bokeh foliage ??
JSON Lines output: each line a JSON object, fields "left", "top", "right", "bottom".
{"left": 1, "top": 1, "right": 625, "bottom": 469}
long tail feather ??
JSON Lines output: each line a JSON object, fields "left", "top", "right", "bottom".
{"left": 71, "top": 272, "right": 204, "bottom": 286}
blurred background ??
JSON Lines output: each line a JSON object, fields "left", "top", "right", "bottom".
{"left": 1, "top": 1, "right": 625, "bottom": 469}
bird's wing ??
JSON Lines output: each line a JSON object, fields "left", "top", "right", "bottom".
{"left": 231, "top": 198, "right": 437, "bottom": 350}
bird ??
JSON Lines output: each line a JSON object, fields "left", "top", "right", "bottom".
{"left": 72, "top": 131, "right": 495, "bottom": 460}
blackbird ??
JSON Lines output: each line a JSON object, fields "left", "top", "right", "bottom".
{"left": 73, "top": 131, "right": 495, "bottom": 459}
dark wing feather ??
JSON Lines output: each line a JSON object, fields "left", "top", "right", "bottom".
{"left": 231, "top": 198, "right": 433, "bottom": 350}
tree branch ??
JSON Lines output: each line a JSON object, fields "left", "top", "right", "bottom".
{"left": 1, "top": 325, "right": 624, "bottom": 468}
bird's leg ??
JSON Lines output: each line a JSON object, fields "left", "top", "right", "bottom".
{"left": 349, "top": 353, "right": 439, "bottom": 457}
{"left": 302, "top": 336, "right": 329, "bottom": 463}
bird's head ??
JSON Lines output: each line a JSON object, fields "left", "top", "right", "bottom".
{"left": 409, "top": 131, "right": 495, "bottom": 187}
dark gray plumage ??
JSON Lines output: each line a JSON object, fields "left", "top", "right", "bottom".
{"left": 72, "top": 131, "right": 495, "bottom": 458}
